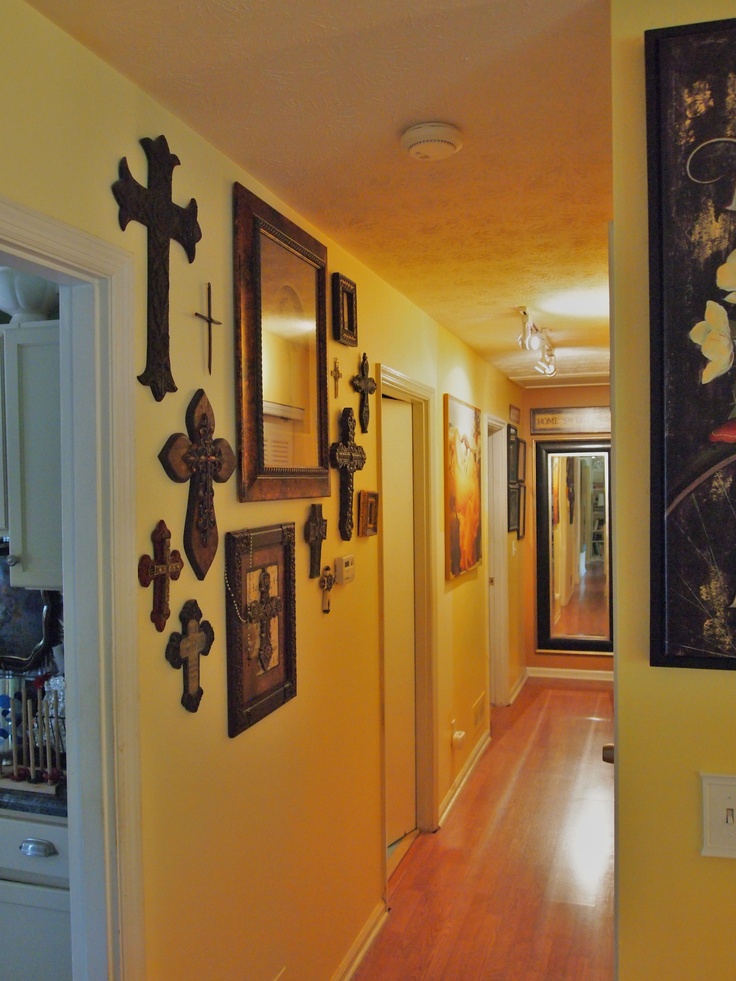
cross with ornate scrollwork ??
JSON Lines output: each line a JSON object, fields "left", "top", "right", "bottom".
{"left": 329, "top": 407, "right": 366, "bottom": 540}
{"left": 247, "top": 568, "right": 282, "bottom": 672}
{"left": 351, "top": 352, "right": 376, "bottom": 433}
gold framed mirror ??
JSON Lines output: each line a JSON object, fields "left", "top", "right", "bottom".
{"left": 233, "top": 183, "right": 330, "bottom": 501}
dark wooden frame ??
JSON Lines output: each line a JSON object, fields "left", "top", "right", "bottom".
{"left": 332, "top": 273, "right": 358, "bottom": 346}
{"left": 517, "top": 438, "right": 527, "bottom": 484}
{"left": 233, "top": 182, "right": 330, "bottom": 501}
{"left": 357, "top": 490, "right": 379, "bottom": 537}
{"left": 535, "top": 439, "right": 613, "bottom": 654}
{"left": 517, "top": 484, "right": 527, "bottom": 540}
{"left": 225, "top": 524, "right": 296, "bottom": 735}
{"left": 507, "top": 424, "right": 518, "bottom": 484}
{"left": 646, "top": 20, "right": 736, "bottom": 669}
{"left": 507, "top": 483, "right": 520, "bottom": 534}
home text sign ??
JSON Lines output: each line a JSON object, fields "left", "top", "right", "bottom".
{"left": 530, "top": 407, "right": 611, "bottom": 436}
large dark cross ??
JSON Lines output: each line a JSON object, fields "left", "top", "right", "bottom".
{"left": 112, "top": 134, "right": 202, "bottom": 402}
{"left": 304, "top": 504, "right": 327, "bottom": 579}
{"left": 159, "top": 389, "right": 235, "bottom": 581}
{"left": 247, "top": 569, "right": 283, "bottom": 672}
{"left": 138, "top": 519, "right": 184, "bottom": 632}
{"left": 351, "top": 352, "right": 377, "bottom": 434}
{"left": 329, "top": 407, "right": 366, "bottom": 540}
{"left": 165, "top": 599, "right": 214, "bottom": 712}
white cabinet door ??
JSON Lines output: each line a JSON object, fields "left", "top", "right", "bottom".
{"left": 0, "top": 879, "right": 71, "bottom": 980}
{"left": 3, "top": 322, "right": 62, "bottom": 589}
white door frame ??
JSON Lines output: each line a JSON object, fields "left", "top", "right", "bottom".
{"left": 0, "top": 195, "right": 142, "bottom": 979}
{"left": 487, "top": 416, "right": 510, "bottom": 706}
{"left": 377, "top": 366, "right": 438, "bottom": 847}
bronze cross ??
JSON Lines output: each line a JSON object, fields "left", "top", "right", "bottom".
{"left": 247, "top": 568, "right": 283, "bottom": 672}
{"left": 329, "top": 407, "right": 366, "bottom": 540}
{"left": 112, "top": 134, "right": 202, "bottom": 401}
{"left": 351, "top": 352, "right": 377, "bottom": 433}
{"left": 304, "top": 504, "right": 328, "bottom": 579}
{"left": 330, "top": 358, "right": 343, "bottom": 398}
{"left": 165, "top": 599, "right": 214, "bottom": 712}
{"left": 138, "top": 519, "right": 184, "bottom": 632}
{"left": 194, "top": 282, "right": 222, "bottom": 375}
{"left": 159, "top": 389, "right": 235, "bottom": 581}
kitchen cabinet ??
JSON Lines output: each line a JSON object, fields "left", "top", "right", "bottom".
{"left": 2, "top": 321, "right": 62, "bottom": 589}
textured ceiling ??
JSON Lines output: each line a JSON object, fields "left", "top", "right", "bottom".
{"left": 27, "top": 0, "right": 613, "bottom": 387}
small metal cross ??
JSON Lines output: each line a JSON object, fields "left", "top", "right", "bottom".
{"left": 351, "top": 352, "right": 376, "bottom": 433}
{"left": 330, "top": 358, "right": 343, "bottom": 399}
{"left": 195, "top": 282, "right": 222, "bottom": 375}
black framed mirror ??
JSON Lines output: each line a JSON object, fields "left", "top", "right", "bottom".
{"left": 233, "top": 182, "right": 330, "bottom": 501}
{"left": 535, "top": 439, "right": 613, "bottom": 654}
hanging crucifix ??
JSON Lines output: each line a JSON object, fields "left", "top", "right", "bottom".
{"left": 159, "top": 389, "right": 235, "bottom": 580}
{"left": 165, "top": 599, "right": 214, "bottom": 712}
{"left": 112, "top": 134, "right": 202, "bottom": 401}
{"left": 194, "top": 282, "right": 221, "bottom": 375}
{"left": 247, "top": 568, "right": 282, "bottom": 672}
{"left": 330, "top": 358, "right": 343, "bottom": 399}
{"left": 329, "top": 407, "right": 366, "bottom": 540}
{"left": 304, "top": 504, "right": 327, "bottom": 579}
{"left": 351, "top": 352, "right": 376, "bottom": 433}
{"left": 138, "top": 519, "right": 184, "bottom": 632}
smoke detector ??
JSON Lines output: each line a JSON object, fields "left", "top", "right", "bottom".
{"left": 400, "top": 122, "right": 463, "bottom": 161}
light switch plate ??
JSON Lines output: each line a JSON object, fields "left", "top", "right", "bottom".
{"left": 701, "top": 773, "right": 736, "bottom": 858}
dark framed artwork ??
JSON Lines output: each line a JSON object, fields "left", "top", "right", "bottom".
{"left": 518, "top": 484, "right": 527, "bottom": 540}
{"left": 507, "top": 424, "right": 518, "bottom": 484}
{"left": 507, "top": 483, "right": 520, "bottom": 534}
{"left": 224, "top": 523, "right": 296, "bottom": 735}
{"left": 443, "top": 394, "right": 482, "bottom": 578}
{"left": 233, "top": 182, "right": 330, "bottom": 501}
{"left": 517, "top": 438, "right": 527, "bottom": 483}
{"left": 646, "top": 19, "right": 736, "bottom": 669}
{"left": 357, "top": 490, "right": 379, "bottom": 537}
{"left": 332, "top": 273, "right": 358, "bottom": 346}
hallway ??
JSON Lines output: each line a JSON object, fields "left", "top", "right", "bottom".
{"left": 354, "top": 678, "right": 614, "bottom": 981}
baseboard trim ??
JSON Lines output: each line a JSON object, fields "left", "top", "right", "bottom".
{"left": 333, "top": 901, "right": 389, "bottom": 981}
{"left": 526, "top": 666, "right": 614, "bottom": 683}
{"left": 508, "top": 671, "right": 527, "bottom": 705}
{"left": 439, "top": 731, "right": 491, "bottom": 826}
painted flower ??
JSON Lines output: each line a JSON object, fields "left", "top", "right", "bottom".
{"left": 689, "top": 300, "right": 734, "bottom": 383}
{"left": 717, "top": 249, "right": 736, "bottom": 303}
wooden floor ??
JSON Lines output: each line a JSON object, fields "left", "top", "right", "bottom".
{"left": 353, "top": 678, "right": 614, "bottom": 981}
{"left": 555, "top": 563, "right": 609, "bottom": 639}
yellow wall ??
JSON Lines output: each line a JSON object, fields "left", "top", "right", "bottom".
{"left": 521, "top": 385, "right": 613, "bottom": 674}
{"left": 613, "top": 2, "right": 736, "bottom": 977}
{"left": 1, "top": 2, "right": 526, "bottom": 978}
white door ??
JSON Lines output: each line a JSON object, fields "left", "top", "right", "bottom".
{"left": 381, "top": 396, "right": 417, "bottom": 848}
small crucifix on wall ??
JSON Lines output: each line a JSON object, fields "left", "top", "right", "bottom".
{"left": 194, "top": 282, "right": 221, "bottom": 375}
{"left": 112, "top": 134, "right": 202, "bottom": 401}
{"left": 351, "top": 352, "right": 376, "bottom": 434}
{"left": 138, "top": 519, "right": 184, "bottom": 632}
{"left": 165, "top": 599, "right": 214, "bottom": 712}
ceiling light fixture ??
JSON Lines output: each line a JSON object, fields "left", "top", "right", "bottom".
{"left": 401, "top": 122, "right": 463, "bottom": 161}
{"left": 534, "top": 334, "right": 556, "bottom": 377}
{"left": 518, "top": 307, "right": 542, "bottom": 351}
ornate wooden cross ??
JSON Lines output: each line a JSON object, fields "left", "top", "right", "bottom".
{"left": 165, "top": 599, "right": 214, "bottom": 712}
{"left": 247, "top": 568, "right": 282, "bottom": 672}
{"left": 138, "top": 519, "right": 184, "bottom": 632}
{"left": 159, "top": 389, "right": 235, "bottom": 581}
{"left": 329, "top": 407, "right": 366, "bottom": 540}
{"left": 351, "top": 352, "right": 377, "bottom": 433}
{"left": 194, "top": 282, "right": 221, "bottom": 375}
{"left": 112, "top": 134, "right": 202, "bottom": 401}
{"left": 304, "top": 504, "right": 327, "bottom": 579}
{"left": 330, "top": 358, "right": 343, "bottom": 398}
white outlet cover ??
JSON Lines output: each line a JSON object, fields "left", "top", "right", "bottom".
{"left": 701, "top": 773, "right": 736, "bottom": 858}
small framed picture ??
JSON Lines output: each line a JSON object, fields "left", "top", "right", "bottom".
{"left": 517, "top": 438, "right": 527, "bottom": 483}
{"left": 518, "top": 484, "right": 527, "bottom": 540}
{"left": 332, "top": 273, "right": 358, "bottom": 346}
{"left": 508, "top": 483, "right": 520, "bottom": 534}
{"left": 507, "top": 424, "right": 518, "bottom": 484}
{"left": 357, "top": 490, "right": 379, "bottom": 536}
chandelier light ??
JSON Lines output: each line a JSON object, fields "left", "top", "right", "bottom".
{"left": 519, "top": 307, "right": 556, "bottom": 376}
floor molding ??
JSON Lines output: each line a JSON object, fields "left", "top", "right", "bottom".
{"left": 526, "top": 666, "right": 614, "bottom": 683}
{"left": 439, "top": 731, "right": 491, "bottom": 826}
{"left": 335, "top": 901, "right": 389, "bottom": 981}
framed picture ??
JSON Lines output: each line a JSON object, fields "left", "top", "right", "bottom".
{"left": 507, "top": 424, "right": 518, "bottom": 484}
{"left": 509, "top": 404, "right": 521, "bottom": 425}
{"left": 224, "top": 523, "right": 296, "bottom": 735}
{"left": 233, "top": 182, "right": 330, "bottom": 501}
{"left": 518, "top": 483, "right": 527, "bottom": 540}
{"left": 517, "top": 438, "right": 527, "bottom": 483}
{"left": 357, "top": 490, "right": 379, "bottom": 536}
{"left": 646, "top": 19, "right": 736, "bottom": 669}
{"left": 507, "top": 484, "right": 520, "bottom": 534}
{"left": 443, "top": 394, "right": 482, "bottom": 578}
{"left": 332, "top": 273, "right": 358, "bottom": 346}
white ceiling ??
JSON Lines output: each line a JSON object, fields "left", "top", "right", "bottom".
{"left": 28, "top": 0, "right": 612, "bottom": 388}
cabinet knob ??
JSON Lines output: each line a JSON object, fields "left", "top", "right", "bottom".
{"left": 5, "top": 553, "right": 20, "bottom": 566}
{"left": 20, "top": 837, "right": 59, "bottom": 858}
